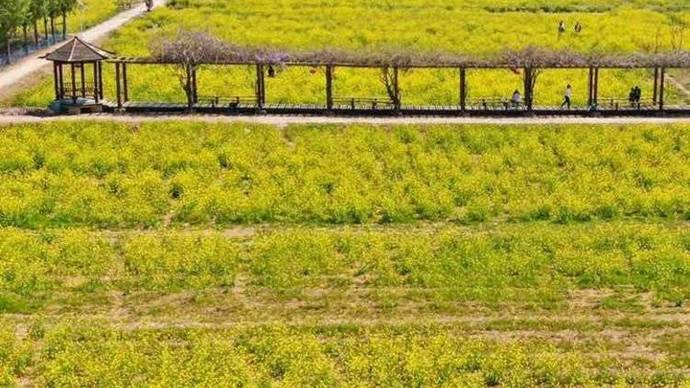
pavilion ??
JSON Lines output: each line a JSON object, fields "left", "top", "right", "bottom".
{"left": 41, "top": 37, "right": 111, "bottom": 114}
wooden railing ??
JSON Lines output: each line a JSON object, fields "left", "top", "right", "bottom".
{"left": 332, "top": 97, "right": 395, "bottom": 110}
{"left": 197, "top": 95, "right": 257, "bottom": 108}
{"left": 60, "top": 83, "right": 98, "bottom": 99}
{"left": 596, "top": 98, "right": 656, "bottom": 110}
{"left": 468, "top": 98, "right": 525, "bottom": 110}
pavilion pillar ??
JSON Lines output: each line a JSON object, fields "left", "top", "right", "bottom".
{"left": 58, "top": 64, "right": 64, "bottom": 99}
{"left": 97, "top": 61, "right": 104, "bottom": 100}
{"left": 122, "top": 63, "right": 129, "bottom": 103}
{"left": 652, "top": 67, "right": 659, "bottom": 104}
{"left": 53, "top": 62, "right": 60, "bottom": 100}
{"left": 70, "top": 63, "right": 77, "bottom": 102}
{"left": 115, "top": 62, "right": 122, "bottom": 109}
{"left": 659, "top": 67, "right": 665, "bottom": 111}
{"left": 93, "top": 62, "right": 99, "bottom": 103}
{"left": 393, "top": 66, "right": 401, "bottom": 112}
{"left": 326, "top": 65, "right": 333, "bottom": 110}
{"left": 459, "top": 67, "right": 466, "bottom": 111}
{"left": 80, "top": 63, "right": 86, "bottom": 98}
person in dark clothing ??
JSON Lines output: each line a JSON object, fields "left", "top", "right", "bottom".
{"left": 558, "top": 21, "right": 566, "bottom": 34}
{"left": 560, "top": 84, "right": 573, "bottom": 109}
{"left": 574, "top": 22, "right": 582, "bottom": 33}
{"left": 629, "top": 87, "right": 637, "bottom": 105}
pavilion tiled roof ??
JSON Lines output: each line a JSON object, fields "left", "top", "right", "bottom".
{"left": 42, "top": 37, "right": 112, "bottom": 63}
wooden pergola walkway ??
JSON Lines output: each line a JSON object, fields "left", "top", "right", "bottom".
{"left": 107, "top": 59, "right": 689, "bottom": 116}
{"left": 43, "top": 37, "right": 690, "bottom": 116}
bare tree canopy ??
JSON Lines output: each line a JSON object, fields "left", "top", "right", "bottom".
{"left": 145, "top": 30, "right": 690, "bottom": 69}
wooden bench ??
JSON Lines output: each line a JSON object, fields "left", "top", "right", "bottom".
{"left": 333, "top": 97, "right": 395, "bottom": 110}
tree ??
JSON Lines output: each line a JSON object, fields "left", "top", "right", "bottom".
{"left": 0, "top": 0, "right": 30, "bottom": 63}
{"left": 151, "top": 30, "right": 247, "bottom": 111}
{"left": 380, "top": 66, "right": 401, "bottom": 110}
{"left": 29, "top": 0, "right": 48, "bottom": 44}
{"left": 56, "top": 0, "right": 77, "bottom": 39}
{"left": 47, "top": 0, "right": 59, "bottom": 41}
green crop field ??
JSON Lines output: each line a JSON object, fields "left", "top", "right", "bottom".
{"left": 69, "top": 0, "right": 121, "bottom": 34}
{"left": 0, "top": 120, "right": 689, "bottom": 385}
{"left": 4, "top": 0, "right": 690, "bottom": 107}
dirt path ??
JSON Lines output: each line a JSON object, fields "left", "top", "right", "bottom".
{"left": 2, "top": 113, "right": 690, "bottom": 126}
{"left": 0, "top": 0, "right": 166, "bottom": 94}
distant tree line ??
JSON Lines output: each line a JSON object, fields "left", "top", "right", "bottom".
{"left": 0, "top": 0, "right": 79, "bottom": 63}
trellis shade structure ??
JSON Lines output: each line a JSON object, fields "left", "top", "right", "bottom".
{"left": 142, "top": 32, "right": 690, "bottom": 69}
{"left": 42, "top": 34, "right": 690, "bottom": 115}
{"left": 41, "top": 37, "right": 112, "bottom": 104}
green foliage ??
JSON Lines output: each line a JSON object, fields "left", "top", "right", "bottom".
{"left": 121, "top": 232, "right": 241, "bottom": 291}
{"left": 0, "top": 222, "right": 688, "bottom": 310}
{"left": 0, "top": 120, "right": 689, "bottom": 385}
{"left": 0, "top": 325, "right": 31, "bottom": 386}
{"left": 30, "top": 323, "right": 686, "bottom": 386}
{"left": 2, "top": 122, "right": 690, "bottom": 227}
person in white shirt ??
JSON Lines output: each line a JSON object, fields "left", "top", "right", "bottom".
{"left": 511, "top": 90, "right": 521, "bottom": 108}
{"left": 561, "top": 84, "right": 573, "bottom": 110}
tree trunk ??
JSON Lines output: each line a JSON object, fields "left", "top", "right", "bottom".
{"left": 6, "top": 39, "right": 11, "bottom": 65}
{"left": 62, "top": 12, "right": 67, "bottom": 39}
{"left": 33, "top": 20, "right": 39, "bottom": 45}
{"left": 185, "top": 65, "right": 194, "bottom": 111}
{"left": 50, "top": 17, "right": 56, "bottom": 42}
{"left": 44, "top": 17, "right": 49, "bottom": 41}
{"left": 23, "top": 25, "right": 29, "bottom": 54}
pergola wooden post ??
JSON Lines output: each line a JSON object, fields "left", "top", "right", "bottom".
{"left": 326, "top": 65, "right": 334, "bottom": 110}
{"left": 652, "top": 67, "right": 659, "bottom": 104}
{"left": 115, "top": 62, "right": 122, "bottom": 108}
{"left": 593, "top": 67, "right": 599, "bottom": 106}
{"left": 122, "top": 62, "right": 129, "bottom": 103}
{"left": 587, "top": 67, "right": 593, "bottom": 107}
{"left": 659, "top": 67, "right": 666, "bottom": 111}
{"left": 459, "top": 67, "right": 467, "bottom": 111}
{"left": 256, "top": 64, "right": 266, "bottom": 110}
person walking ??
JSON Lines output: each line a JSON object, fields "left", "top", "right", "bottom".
{"left": 560, "top": 84, "right": 573, "bottom": 110}
{"left": 558, "top": 21, "right": 566, "bottom": 34}
{"left": 574, "top": 22, "right": 582, "bottom": 33}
